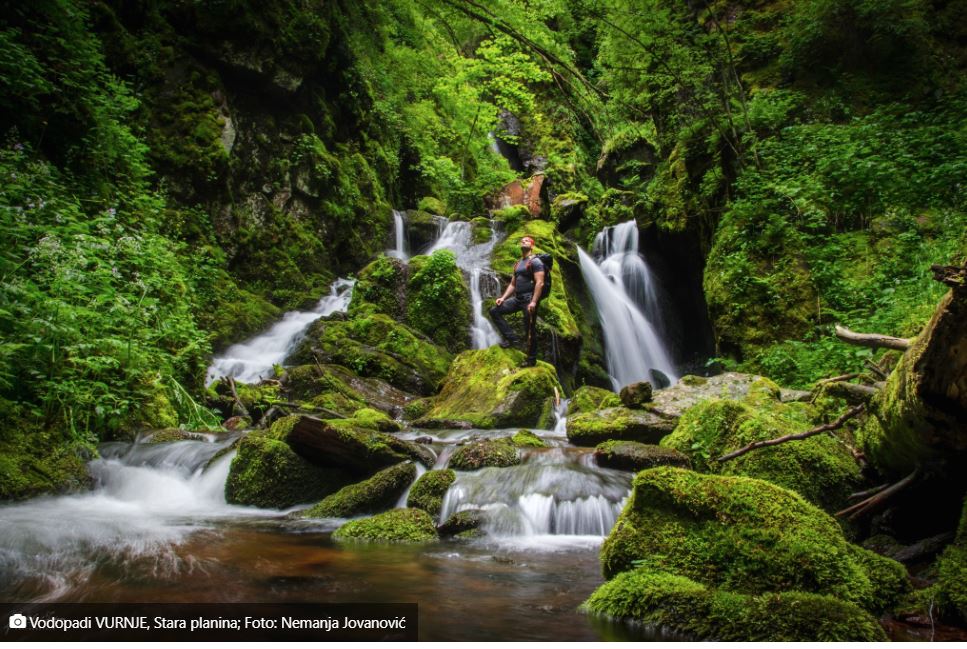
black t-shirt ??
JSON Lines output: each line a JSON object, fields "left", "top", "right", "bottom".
{"left": 513, "top": 255, "right": 545, "bottom": 297}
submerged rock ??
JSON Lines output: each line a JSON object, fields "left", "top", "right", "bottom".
{"left": 438, "top": 508, "right": 487, "bottom": 537}
{"left": 584, "top": 568, "right": 887, "bottom": 641}
{"left": 448, "top": 438, "right": 520, "bottom": 471}
{"left": 593, "top": 441, "right": 690, "bottom": 472}
{"left": 300, "top": 462, "right": 416, "bottom": 518}
{"left": 333, "top": 507, "right": 438, "bottom": 543}
{"left": 566, "top": 406, "right": 676, "bottom": 446}
{"left": 416, "top": 347, "right": 562, "bottom": 429}
{"left": 406, "top": 469, "right": 456, "bottom": 519}
{"left": 601, "top": 467, "right": 909, "bottom": 612}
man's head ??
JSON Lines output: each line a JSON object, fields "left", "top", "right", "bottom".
{"left": 520, "top": 236, "right": 535, "bottom": 255}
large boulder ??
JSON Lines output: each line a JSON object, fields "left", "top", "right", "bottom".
{"left": 406, "top": 469, "right": 456, "bottom": 519}
{"left": 333, "top": 507, "right": 439, "bottom": 544}
{"left": 601, "top": 467, "right": 909, "bottom": 613}
{"left": 568, "top": 385, "right": 621, "bottom": 416}
{"left": 288, "top": 312, "right": 451, "bottom": 396}
{"left": 438, "top": 508, "right": 487, "bottom": 537}
{"left": 566, "top": 407, "right": 676, "bottom": 446}
{"left": 300, "top": 462, "right": 416, "bottom": 518}
{"left": 405, "top": 250, "right": 472, "bottom": 353}
{"left": 660, "top": 378, "right": 861, "bottom": 510}
{"left": 644, "top": 373, "right": 765, "bottom": 419}
{"left": 282, "top": 364, "right": 411, "bottom": 418}
{"left": 448, "top": 438, "right": 521, "bottom": 471}
{"left": 594, "top": 441, "right": 690, "bottom": 472}
{"left": 349, "top": 255, "right": 408, "bottom": 320}
{"left": 416, "top": 347, "right": 562, "bottom": 429}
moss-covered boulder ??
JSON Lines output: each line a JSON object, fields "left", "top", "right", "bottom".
{"left": 417, "top": 196, "right": 447, "bottom": 215}
{"left": 448, "top": 438, "right": 520, "bottom": 471}
{"left": 619, "top": 381, "right": 653, "bottom": 408}
{"left": 417, "top": 347, "right": 563, "bottom": 428}
{"left": 282, "top": 364, "right": 411, "bottom": 418}
{"left": 594, "top": 441, "right": 690, "bottom": 472}
{"left": 406, "top": 250, "right": 472, "bottom": 353}
{"left": 660, "top": 379, "right": 861, "bottom": 510}
{"left": 349, "top": 255, "right": 408, "bottom": 320}
{"left": 141, "top": 428, "right": 210, "bottom": 444}
{"left": 225, "top": 431, "right": 352, "bottom": 509}
{"left": 583, "top": 568, "right": 886, "bottom": 641}
{"left": 511, "top": 429, "right": 548, "bottom": 448}
{"left": 349, "top": 407, "right": 401, "bottom": 432}
{"left": 0, "top": 426, "right": 92, "bottom": 501}
{"left": 278, "top": 415, "right": 409, "bottom": 475}
{"left": 288, "top": 313, "right": 451, "bottom": 396}
{"left": 207, "top": 378, "right": 281, "bottom": 420}
{"left": 934, "top": 498, "right": 967, "bottom": 621}
{"left": 406, "top": 469, "right": 456, "bottom": 519}
{"left": 438, "top": 508, "right": 487, "bottom": 537}
{"left": 567, "top": 407, "right": 677, "bottom": 446}
{"left": 403, "top": 209, "right": 442, "bottom": 252}
{"left": 568, "top": 385, "right": 621, "bottom": 416}
{"left": 333, "top": 507, "right": 438, "bottom": 544}
{"left": 301, "top": 462, "right": 416, "bottom": 518}
{"left": 602, "top": 467, "right": 909, "bottom": 613}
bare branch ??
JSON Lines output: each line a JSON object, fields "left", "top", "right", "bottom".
{"left": 835, "top": 325, "right": 912, "bottom": 351}
{"left": 835, "top": 467, "right": 919, "bottom": 520}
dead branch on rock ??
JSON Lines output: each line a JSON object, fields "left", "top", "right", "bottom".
{"left": 835, "top": 467, "right": 919, "bottom": 521}
{"left": 816, "top": 372, "right": 862, "bottom": 385}
{"left": 834, "top": 325, "right": 912, "bottom": 351}
{"left": 823, "top": 381, "right": 880, "bottom": 404}
{"left": 717, "top": 404, "right": 866, "bottom": 463}
{"left": 227, "top": 376, "right": 251, "bottom": 419}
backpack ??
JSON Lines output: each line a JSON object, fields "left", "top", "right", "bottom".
{"left": 525, "top": 253, "right": 553, "bottom": 301}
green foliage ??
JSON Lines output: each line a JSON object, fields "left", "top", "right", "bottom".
{"left": 406, "top": 250, "right": 472, "bottom": 352}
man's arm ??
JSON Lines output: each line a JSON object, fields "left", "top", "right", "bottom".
{"left": 528, "top": 270, "right": 545, "bottom": 314}
{"left": 496, "top": 276, "right": 516, "bottom": 306}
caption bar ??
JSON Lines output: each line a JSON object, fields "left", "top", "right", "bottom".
{"left": 1, "top": 603, "right": 418, "bottom": 642}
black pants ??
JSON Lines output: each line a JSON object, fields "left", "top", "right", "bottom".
{"left": 489, "top": 294, "right": 539, "bottom": 363}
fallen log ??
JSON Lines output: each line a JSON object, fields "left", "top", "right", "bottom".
{"left": 834, "top": 325, "right": 912, "bottom": 351}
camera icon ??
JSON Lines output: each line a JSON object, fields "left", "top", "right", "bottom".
{"left": 9, "top": 613, "right": 27, "bottom": 629}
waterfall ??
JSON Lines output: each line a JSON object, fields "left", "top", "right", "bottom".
{"left": 578, "top": 221, "right": 677, "bottom": 390}
{"left": 205, "top": 278, "right": 354, "bottom": 385}
{"left": 427, "top": 220, "right": 501, "bottom": 349}
{"left": 387, "top": 209, "right": 409, "bottom": 261}
{"left": 440, "top": 449, "right": 630, "bottom": 540}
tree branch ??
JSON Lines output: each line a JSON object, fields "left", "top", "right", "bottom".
{"left": 834, "top": 325, "right": 912, "bottom": 351}
{"left": 717, "top": 404, "right": 865, "bottom": 463}
{"left": 835, "top": 467, "right": 919, "bottom": 520}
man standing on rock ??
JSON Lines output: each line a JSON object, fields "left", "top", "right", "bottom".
{"left": 489, "top": 235, "right": 544, "bottom": 367}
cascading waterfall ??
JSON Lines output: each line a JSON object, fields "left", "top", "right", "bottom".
{"left": 427, "top": 220, "right": 501, "bottom": 349}
{"left": 578, "top": 221, "right": 677, "bottom": 390}
{"left": 440, "top": 448, "right": 630, "bottom": 541}
{"left": 387, "top": 209, "right": 409, "bottom": 261}
{"left": 205, "top": 277, "right": 354, "bottom": 385}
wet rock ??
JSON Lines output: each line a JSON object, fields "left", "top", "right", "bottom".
{"left": 438, "top": 509, "right": 487, "bottom": 537}
{"left": 404, "top": 210, "right": 444, "bottom": 253}
{"left": 511, "top": 429, "right": 548, "bottom": 448}
{"left": 646, "top": 372, "right": 764, "bottom": 419}
{"left": 448, "top": 438, "right": 520, "bottom": 471}
{"left": 140, "top": 429, "right": 210, "bottom": 444}
{"left": 333, "top": 508, "right": 438, "bottom": 544}
{"left": 300, "top": 462, "right": 416, "bottom": 518}
{"left": 406, "top": 469, "right": 456, "bottom": 519}
{"left": 619, "top": 381, "right": 653, "bottom": 408}
{"left": 413, "top": 436, "right": 434, "bottom": 445}
{"left": 594, "top": 441, "right": 690, "bottom": 472}
{"left": 550, "top": 192, "right": 587, "bottom": 232}
{"left": 566, "top": 407, "right": 676, "bottom": 446}
{"left": 280, "top": 415, "right": 410, "bottom": 476}
{"left": 568, "top": 385, "right": 621, "bottom": 416}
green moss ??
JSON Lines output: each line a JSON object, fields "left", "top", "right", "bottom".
{"left": 142, "top": 429, "right": 209, "bottom": 444}
{"left": 406, "top": 249, "right": 472, "bottom": 352}
{"left": 349, "top": 255, "right": 407, "bottom": 320}
{"left": 0, "top": 425, "right": 92, "bottom": 501}
{"left": 490, "top": 205, "right": 531, "bottom": 232}
{"left": 660, "top": 387, "right": 861, "bottom": 510}
{"left": 406, "top": 469, "right": 456, "bottom": 518}
{"left": 140, "top": 381, "right": 179, "bottom": 429}
{"left": 208, "top": 379, "right": 281, "bottom": 420}
{"left": 583, "top": 568, "right": 886, "bottom": 641}
{"left": 569, "top": 385, "right": 621, "bottom": 416}
{"left": 449, "top": 438, "right": 520, "bottom": 471}
{"left": 402, "top": 397, "right": 434, "bottom": 420}
{"left": 511, "top": 429, "right": 548, "bottom": 448}
{"left": 350, "top": 407, "right": 401, "bottom": 432}
{"left": 567, "top": 407, "right": 676, "bottom": 447}
{"left": 420, "top": 347, "right": 563, "bottom": 428}
{"left": 333, "top": 507, "right": 439, "bottom": 544}
{"left": 301, "top": 462, "right": 416, "bottom": 518}
{"left": 225, "top": 432, "right": 351, "bottom": 508}
{"left": 470, "top": 216, "right": 493, "bottom": 244}
{"left": 594, "top": 441, "right": 690, "bottom": 472}
{"left": 417, "top": 196, "right": 447, "bottom": 215}
{"left": 600, "top": 467, "right": 908, "bottom": 613}
{"left": 934, "top": 499, "right": 967, "bottom": 621}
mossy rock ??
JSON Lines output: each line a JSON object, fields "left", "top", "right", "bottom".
{"left": 583, "top": 568, "right": 886, "bottom": 641}
{"left": 601, "top": 467, "right": 909, "bottom": 613}
{"left": 289, "top": 313, "right": 451, "bottom": 396}
{"left": 208, "top": 379, "right": 281, "bottom": 420}
{"left": 418, "top": 347, "right": 563, "bottom": 428}
{"left": 141, "top": 429, "right": 210, "bottom": 444}
{"left": 0, "top": 426, "right": 93, "bottom": 501}
{"left": 401, "top": 396, "right": 435, "bottom": 421}
{"left": 417, "top": 196, "right": 447, "bottom": 215}
{"left": 934, "top": 498, "right": 967, "bottom": 621}
{"left": 301, "top": 462, "right": 416, "bottom": 518}
{"left": 660, "top": 384, "right": 861, "bottom": 510}
{"left": 567, "top": 407, "right": 676, "bottom": 447}
{"left": 349, "top": 255, "right": 407, "bottom": 321}
{"left": 646, "top": 372, "right": 766, "bottom": 419}
{"left": 283, "top": 364, "right": 411, "bottom": 418}
{"left": 568, "top": 385, "right": 621, "bottom": 416}
{"left": 406, "top": 469, "right": 456, "bottom": 518}
{"left": 406, "top": 249, "right": 472, "bottom": 353}
{"left": 511, "top": 429, "right": 548, "bottom": 448}
{"left": 594, "top": 441, "right": 690, "bottom": 472}
{"left": 448, "top": 438, "right": 520, "bottom": 471}
{"left": 403, "top": 209, "right": 442, "bottom": 252}
{"left": 619, "top": 381, "right": 653, "bottom": 408}
{"left": 470, "top": 216, "right": 493, "bottom": 244}
{"left": 333, "top": 507, "right": 438, "bottom": 544}
{"left": 279, "top": 415, "right": 411, "bottom": 475}
{"left": 438, "top": 508, "right": 487, "bottom": 537}
{"left": 349, "top": 407, "right": 401, "bottom": 432}
{"left": 225, "top": 432, "right": 352, "bottom": 509}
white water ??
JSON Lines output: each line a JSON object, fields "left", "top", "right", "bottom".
{"left": 427, "top": 220, "right": 502, "bottom": 349}
{"left": 578, "top": 221, "right": 677, "bottom": 390}
{"left": 205, "top": 278, "right": 355, "bottom": 385}
{"left": 0, "top": 438, "right": 273, "bottom": 600}
{"left": 440, "top": 448, "right": 629, "bottom": 540}
{"left": 387, "top": 209, "right": 409, "bottom": 261}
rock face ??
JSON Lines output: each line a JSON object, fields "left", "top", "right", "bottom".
{"left": 619, "top": 381, "right": 653, "bottom": 408}
{"left": 567, "top": 407, "right": 677, "bottom": 446}
{"left": 448, "top": 438, "right": 521, "bottom": 471}
{"left": 416, "top": 347, "right": 562, "bottom": 429}
{"left": 406, "top": 469, "right": 456, "bottom": 519}
{"left": 491, "top": 174, "right": 545, "bottom": 217}
{"left": 300, "top": 462, "right": 416, "bottom": 518}
{"left": 600, "top": 467, "right": 909, "bottom": 612}
{"left": 333, "top": 508, "right": 438, "bottom": 543}
{"left": 660, "top": 378, "right": 860, "bottom": 510}
{"left": 594, "top": 441, "right": 690, "bottom": 472}
{"left": 281, "top": 415, "right": 412, "bottom": 475}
